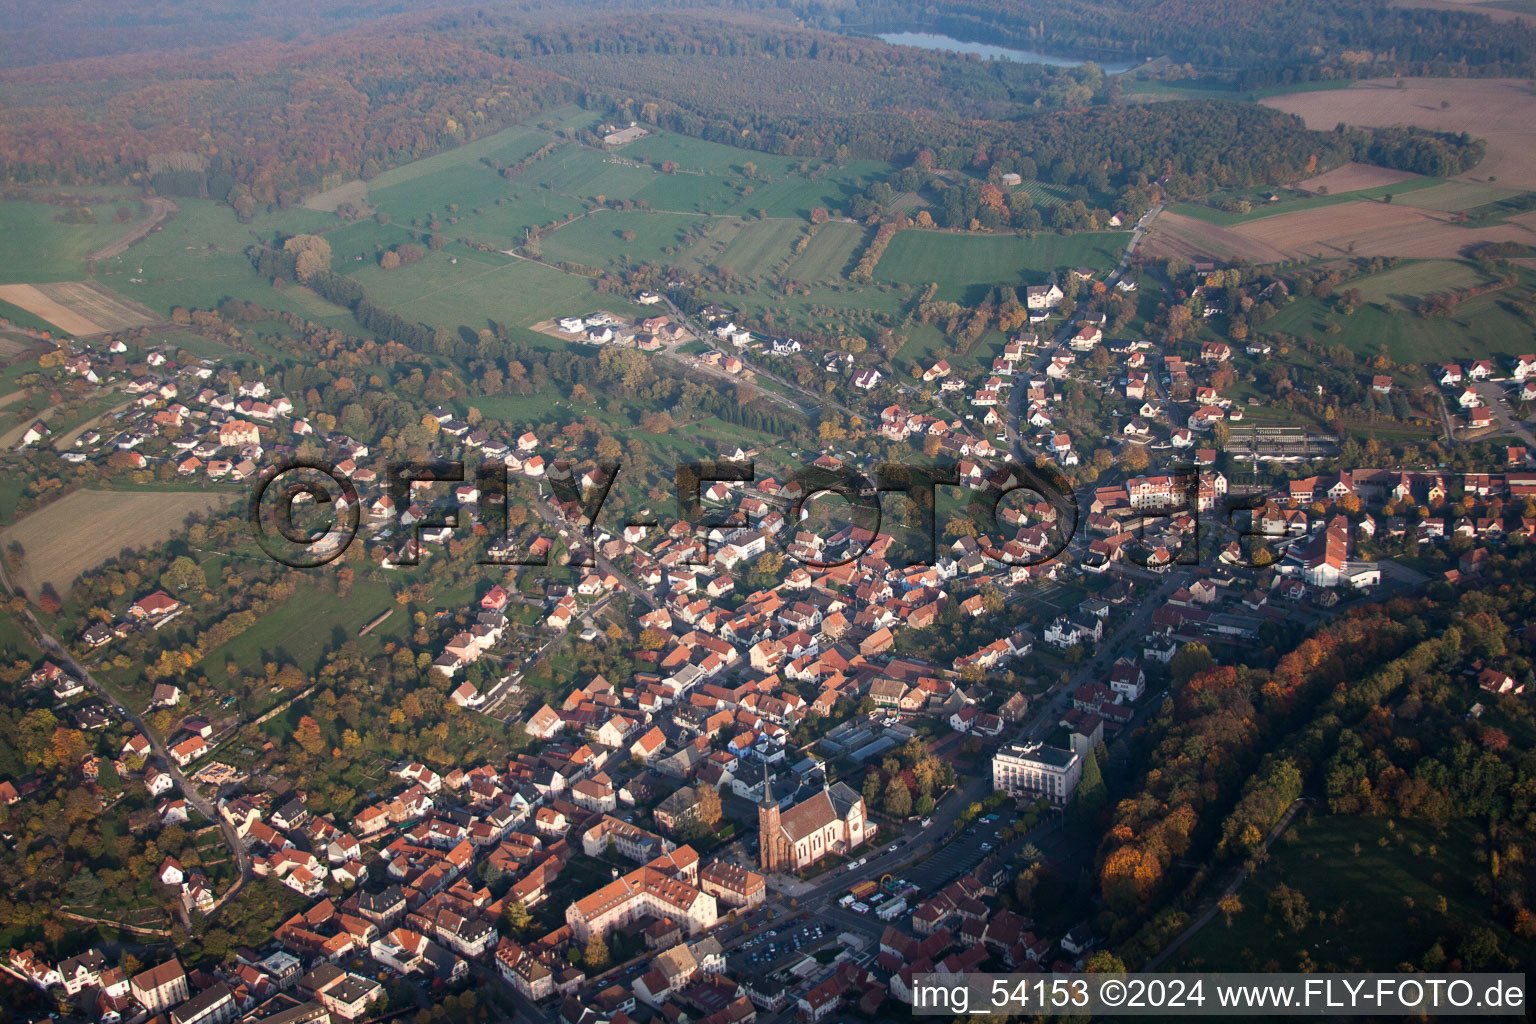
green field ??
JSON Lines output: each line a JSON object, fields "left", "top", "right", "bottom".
{"left": 1177, "top": 816, "right": 1531, "bottom": 971}
{"left": 1396, "top": 180, "right": 1524, "bottom": 213}
{"left": 1123, "top": 77, "right": 1356, "bottom": 103}
{"left": 199, "top": 578, "right": 406, "bottom": 684}
{"left": 526, "top": 147, "right": 658, "bottom": 201}
{"left": 1348, "top": 259, "right": 1490, "bottom": 307}
{"left": 716, "top": 218, "right": 807, "bottom": 279}
{"left": 0, "top": 201, "right": 143, "bottom": 282}
{"left": 539, "top": 210, "right": 710, "bottom": 270}
{"left": 88, "top": 200, "right": 356, "bottom": 327}
{"left": 874, "top": 229, "right": 1130, "bottom": 302}
{"left": 1264, "top": 279, "right": 1531, "bottom": 362}
{"left": 786, "top": 222, "right": 867, "bottom": 283}
{"left": 447, "top": 191, "right": 588, "bottom": 250}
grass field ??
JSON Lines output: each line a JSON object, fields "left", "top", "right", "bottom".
{"left": 1264, "top": 279, "right": 1531, "bottom": 361}
{"left": 716, "top": 218, "right": 806, "bottom": 279}
{"left": 538, "top": 210, "right": 710, "bottom": 270}
{"left": 199, "top": 577, "right": 405, "bottom": 683}
{"left": 345, "top": 242, "right": 648, "bottom": 334}
{"left": 88, "top": 200, "right": 357, "bottom": 328}
{"left": 1396, "top": 180, "right": 1525, "bottom": 212}
{"left": 786, "top": 222, "right": 866, "bottom": 283}
{"left": 526, "top": 148, "right": 658, "bottom": 201}
{"left": 3, "top": 489, "right": 232, "bottom": 597}
{"left": 874, "top": 230, "right": 1130, "bottom": 303}
{"left": 1177, "top": 815, "right": 1531, "bottom": 971}
{"left": 0, "top": 202, "right": 138, "bottom": 282}
{"left": 446, "top": 191, "right": 588, "bottom": 250}
{"left": 1347, "top": 259, "right": 1490, "bottom": 307}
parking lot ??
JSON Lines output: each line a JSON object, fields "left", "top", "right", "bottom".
{"left": 904, "top": 813, "right": 1011, "bottom": 891}
{"left": 727, "top": 919, "right": 832, "bottom": 973}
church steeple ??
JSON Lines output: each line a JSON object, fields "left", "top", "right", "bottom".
{"left": 757, "top": 758, "right": 781, "bottom": 873}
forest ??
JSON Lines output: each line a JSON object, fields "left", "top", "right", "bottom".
{"left": 1087, "top": 558, "right": 1536, "bottom": 972}
{"left": 795, "top": 0, "right": 1536, "bottom": 79}
{"left": 0, "top": 4, "right": 1495, "bottom": 217}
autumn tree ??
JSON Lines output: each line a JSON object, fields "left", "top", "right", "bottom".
{"left": 696, "top": 783, "right": 723, "bottom": 827}
{"left": 883, "top": 777, "right": 913, "bottom": 818}
{"left": 160, "top": 555, "right": 204, "bottom": 592}
{"left": 283, "top": 234, "right": 332, "bottom": 283}
{"left": 294, "top": 715, "right": 326, "bottom": 757}
{"left": 584, "top": 933, "right": 610, "bottom": 972}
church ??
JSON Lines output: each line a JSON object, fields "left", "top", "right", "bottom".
{"left": 757, "top": 765, "right": 868, "bottom": 873}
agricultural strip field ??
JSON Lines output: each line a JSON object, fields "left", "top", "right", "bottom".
{"left": 1395, "top": 180, "right": 1526, "bottom": 212}
{"left": 0, "top": 281, "right": 157, "bottom": 336}
{"left": 1145, "top": 204, "right": 1536, "bottom": 263}
{"left": 873, "top": 230, "right": 1130, "bottom": 302}
{"left": 1297, "top": 162, "right": 1422, "bottom": 194}
{"left": 785, "top": 222, "right": 867, "bottom": 283}
{"left": 1011, "top": 179, "right": 1073, "bottom": 208}
{"left": 3, "top": 489, "right": 232, "bottom": 597}
{"left": 715, "top": 218, "right": 808, "bottom": 279}
{"left": 1263, "top": 78, "right": 1536, "bottom": 189}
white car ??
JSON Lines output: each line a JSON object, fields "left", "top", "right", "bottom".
{"left": 887, "top": 844, "right": 898, "bottom": 853}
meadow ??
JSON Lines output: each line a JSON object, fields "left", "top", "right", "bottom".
{"left": 537, "top": 210, "right": 711, "bottom": 270}
{"left": 0, "top": 201, "right": 140, "bottom": 282}
{"left": 1170, "top": 177, "right": 1443, "bottom": 227}
{"left": 1176, "top": 815, "right": 1530, "bottom": 971}
{"left": 874, "top": 230, "right": 1130, "bottom": 303}
{"left": 1263, "top": 277, "right": 1534, "bottom": 362}
{"left": 785, "top": 222, "right": 867, "bottom": 283}
{"left": 197, "top": 577, "right": 406, "bottom": 684}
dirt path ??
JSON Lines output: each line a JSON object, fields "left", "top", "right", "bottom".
{"left": 88, "top": 197, "right": 178, "bottom": 262}
{"left": 52, "top": 395, "right": 129, "bottom": 450}
{"left": 0, "top": 402, "right": 57, "bottom": 449}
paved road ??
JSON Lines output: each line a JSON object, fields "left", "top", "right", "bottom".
{"left": 1472, "top": 380, "right": 1536, "bottom": 448}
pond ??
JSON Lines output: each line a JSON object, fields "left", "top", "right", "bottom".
{"left": 874, "top": 31, "right": 1139, "bottom": 75}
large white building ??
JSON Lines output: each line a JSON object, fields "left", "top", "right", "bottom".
{"left": 993, "top": 742, "right": 1083, "bottom": 806}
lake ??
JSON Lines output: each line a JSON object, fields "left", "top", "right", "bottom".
{"left": 875, "top": 31, "right": 1138, "bottom": 75}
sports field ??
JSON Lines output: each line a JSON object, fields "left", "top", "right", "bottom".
{"left": 4, "top": 489, "right": 232, "bottom": 597}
